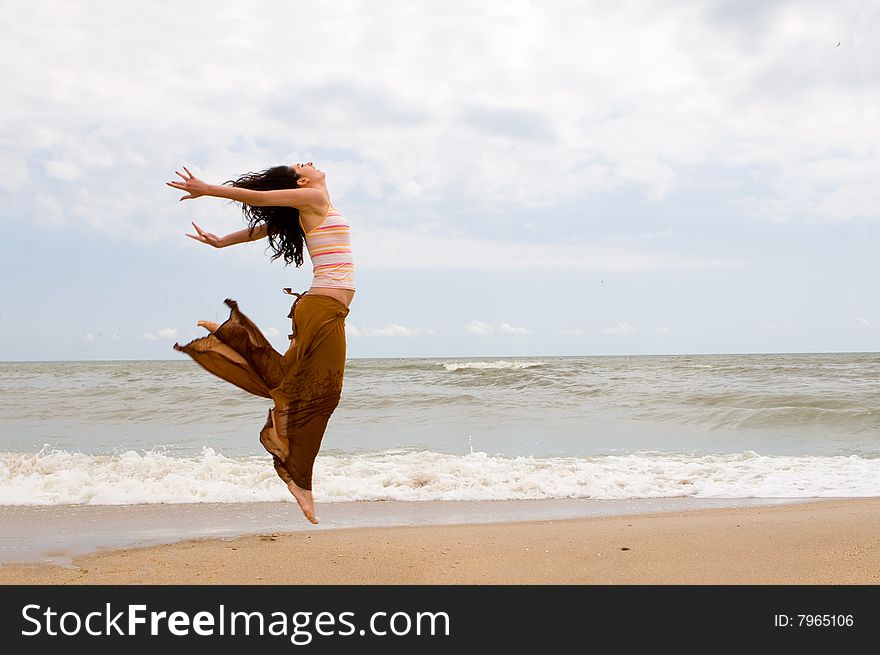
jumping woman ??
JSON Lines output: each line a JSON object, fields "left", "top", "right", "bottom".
{"left": 166, "top": 162, "right": 355, "bottom": 524}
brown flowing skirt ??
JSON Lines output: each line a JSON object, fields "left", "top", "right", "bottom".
{"left": 172, "top": 289, "right": 350, "bottom": 491}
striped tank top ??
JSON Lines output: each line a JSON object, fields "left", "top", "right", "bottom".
{"left": 300, "top": 208, "right": 356, "bottom": 291}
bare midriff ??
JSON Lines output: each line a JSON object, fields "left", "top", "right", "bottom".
{"left": 307, "top": 286, "right": 355, "bottom": 308}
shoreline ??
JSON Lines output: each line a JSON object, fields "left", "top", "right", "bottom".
{"left": 0, "top": 496, "right": 825, "bottom": 566}
{"left": 2, "top": 496, "right": 878, "bottom": 584}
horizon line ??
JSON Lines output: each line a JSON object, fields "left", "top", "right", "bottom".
{"left": 1, "top": 350, "right": 878, "bottom": 364}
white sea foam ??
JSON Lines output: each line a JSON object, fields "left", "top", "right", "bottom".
{"left": 1, "top": 447, "right": 878, "bottom": 506}
{"left": 441, "top": 360, "right": 546, "bottom": 371}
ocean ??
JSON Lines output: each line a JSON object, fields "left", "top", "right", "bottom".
{"left": 2, "top": 352, "right": 879, "bottom": 506}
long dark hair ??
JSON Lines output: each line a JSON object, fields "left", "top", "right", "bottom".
{"left": 224, "top": 165, "right": 304, "bottom": 267}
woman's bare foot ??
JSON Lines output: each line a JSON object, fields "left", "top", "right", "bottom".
{"left": 197, "top": 320, "right": 220, "bottom": 333}
{"left": 287, "top": 482, "right": 318, "bottom": 524}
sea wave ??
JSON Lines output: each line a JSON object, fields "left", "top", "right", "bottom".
{"left": 440, "top": 360, "right": 546, "bottom": 371}
{"left": 1, "top": 446, "right": 878, "bottom": 506}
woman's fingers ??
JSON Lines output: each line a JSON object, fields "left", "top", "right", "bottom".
{"left": 169, "top": 167, "right": 194, "bottom": 185}
{"left": 167, "top": 169, "right": 204, "bottom": 202}
{"left": 186, "top": 223, "right": 220, "bottom": 247}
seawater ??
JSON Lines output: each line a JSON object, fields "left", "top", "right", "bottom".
{"left": 1, "top": 353, "right": 878, "bottom": 504}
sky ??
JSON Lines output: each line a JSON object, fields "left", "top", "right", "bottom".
{"left": 0, "top": 0, "right": 878, "bottom": 360}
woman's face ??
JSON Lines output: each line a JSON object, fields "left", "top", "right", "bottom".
{"left": 291, "top": 162, "right": 324, "bottom": 182}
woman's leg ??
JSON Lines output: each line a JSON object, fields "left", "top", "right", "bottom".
{"left": 174, "top": 294, "right": 348, "bottom": 525}
{"left": 269, "top": 295, "right": 348, "bottom": 523}
{"left": 173, "top": 299, "right": 284, "bottom": 398}
{"left": 260, "top": 404, "right": 320, "bottom": 524}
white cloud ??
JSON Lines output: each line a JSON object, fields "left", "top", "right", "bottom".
{"left": 858, "top": 318, "right": 872, "bottom": 327}
{"left": 734, "top": 158, "right": 880, "bottom": 222}
{"left": 371, "top": 324, "right": 434, "bottom": 337}
{"left": 346, "top": 323, "right": 434, "bottom": 337}
{"left": 1, "top": 0, "right": 875, "bottom": 248}
{"left": 265, "top": 326, "right": 281, "bottom": 337}
{"left": 85, "top": 330, "right": 121, "bottom": 341}
{"left": 463, "top": 320, "right": 494, "bottom": 336}
{"left": 601, "top": 321, "right": 637, "bottom": 335}
{"left": 657, "top": 327, "right": 672, "bottom": 334}
{"left": 500, "top": 322, "right": 530, "bottom": 335}
{"left": 353, "top": 224, "right": 741, "bottom": 272}
{"left": 561, "top": 328, "right": 584, "bottom": 335}
{"left": 44, "top": 160, "right": 80, "bottom": 181}
{"left": 142, "top": 327, "right": 178, "bottom": 340}
{"left": 0, "top": 154, "right": 28, "bottom": 191}
{"left": 3, "top": 0, "right": 879, "bottom": 362}
{"left": 461, "top": 321, "right": 530, "bottom": 336}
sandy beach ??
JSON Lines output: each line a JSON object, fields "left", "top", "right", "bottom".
{"left": 2, "top": 497, "right": 878, "bottom": 585}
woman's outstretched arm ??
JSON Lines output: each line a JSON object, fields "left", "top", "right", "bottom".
{"left": 167, "top": 166, "right": 324, "bottom": 209}
{"left": 186, "top": 221, "right": 268, "bottom": 248}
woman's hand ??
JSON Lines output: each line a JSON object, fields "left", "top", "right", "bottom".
{"left": 166, "top": 166, "right": 211, "bottom": 201}
{"left": 186, "top": 221, "right": 225, "bottom": 248}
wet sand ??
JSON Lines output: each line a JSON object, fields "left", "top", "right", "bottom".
{"left": 2, "top": 497, "right": 878, "bottom": 584}
{"left": 0, "top": 496, "right": 810, "bottom": 566}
